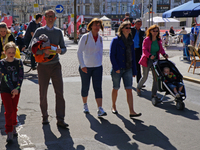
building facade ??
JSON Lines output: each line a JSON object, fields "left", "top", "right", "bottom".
{"left": 0, "top": 0, "right": 194, "bottom": 25}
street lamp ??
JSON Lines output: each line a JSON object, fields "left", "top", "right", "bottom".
{"left": 147, "top": 1, "right": 152, "bottom": 27}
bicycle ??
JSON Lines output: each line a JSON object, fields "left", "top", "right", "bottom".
{"left": 20, "top": 49, "right": 35, "bottom": 73}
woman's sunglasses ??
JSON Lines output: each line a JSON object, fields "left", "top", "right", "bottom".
{"left": 152, "top": 30, "right": 159, "bottom": 32}
{"left": 124, "top": 27, "right": 131, "bottom": 29}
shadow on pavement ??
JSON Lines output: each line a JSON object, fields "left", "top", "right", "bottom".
{"left": 24, "top": 73, "right": 39, "bottom": 84}
{"left": 86, "top": 113, "right": 139, "bottom": 150}
{"left": 42, "top": 124, "right": 84, "bottom": 150}
{"left": 132, "top": 87, "right": 199, "bottom": 120}
{"left": 5, "top": 139, "right": 21, "bottom": 150}
{"left": 116, "top": 114, "right": 177, "bottom": 150}
{"left": 156, "top": 102, "right": 199, "bottom": 120}
{"left": 0, "top": 102, "right": 26, "bottom": 149}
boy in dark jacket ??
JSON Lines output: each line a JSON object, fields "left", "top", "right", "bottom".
{"left": 16, "top": 32, "right": 26, "bottom": 52}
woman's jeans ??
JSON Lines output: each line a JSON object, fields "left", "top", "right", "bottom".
{"left": 137, "top": 60, "right": 158, "bottom": 96}
{"left": 79, "top": 66, "right": 103, "bottom": 99}
{"left": 111, "top": 68, "right": 133, "bottom": 90}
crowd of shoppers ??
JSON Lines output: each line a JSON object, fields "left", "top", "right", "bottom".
{"left": 1, "top": 10, "right": 182, "bottom": 144}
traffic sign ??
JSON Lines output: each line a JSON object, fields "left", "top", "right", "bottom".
{"left": 34, "top": 3, "right": 39, "bottom": 12}
{"left": 55, "top": 5, "right": 64, "bottom": 13}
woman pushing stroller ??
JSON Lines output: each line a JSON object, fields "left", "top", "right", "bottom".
{"left": 136, "top": 24, "right": 168, "bottom": 100}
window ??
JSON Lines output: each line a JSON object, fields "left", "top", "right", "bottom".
{"left": 180, "top": 21, "right": 186, "bottom": 26}
{"left": 103, "top": 4, "right": 105, "bottom": 13}
{"left": 85, "top": 5, "right": 90, "bottom": 14}
{"left": 94, "top": 5, "right": 99, "bottom": 13}
{"left": 122, "top": 3, "right": 127, "bottom": 13}
{"left": 157, "top": 0, "right": 170, "bottom": 4}
{"left": 112, "top": 4, "right": 116, "bottom": 14}
{"left": 78, "top": 6, "right": 80, "bottom": 15}
{"left": 158, "top": 22, "right": 165, "bottom": 27}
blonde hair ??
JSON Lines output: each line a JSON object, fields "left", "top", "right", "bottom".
{"left": 3, "top": 42, "right": 16, "bottom": 52}
{"left": 0, "top": 22, "right": 11, "bottom": 34}
{"left": 87, "top": 18, "right": 104, "bottom": 31}
{"left": 146, "top": 24, "right": 161, "bottom": 40}
{"left": 117, "top": 21, "right": 132, "bottom": 37}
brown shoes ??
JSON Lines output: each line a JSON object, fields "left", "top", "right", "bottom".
{"left": 42, "top": 118, "right": 49, "bottom": 124}
{"left": 57, "top": 121, "right": 69, "bottom": 128}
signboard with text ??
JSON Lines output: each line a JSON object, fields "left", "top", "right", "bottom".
{"left": 157, "top": 5, "right": 170, "bottom": 13}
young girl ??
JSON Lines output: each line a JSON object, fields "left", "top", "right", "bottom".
{"left": 0, "top": 42, "right": 24, "bottom": 143}
{"left": 0, "top": 22, "right": 15, "bottom": 59}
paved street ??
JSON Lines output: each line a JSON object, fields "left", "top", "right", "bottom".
{"left": 0, "top": 33, "right": 200, "bottom": 150}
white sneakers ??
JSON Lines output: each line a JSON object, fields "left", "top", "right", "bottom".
{"left": 83, "top": 104, "right": 107, "bottom": 117}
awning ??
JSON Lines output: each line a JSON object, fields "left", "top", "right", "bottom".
{"left": 147, "top": 16, "right": 180, "bottom": 23}
{"left": 163, "top": 1, "right": 200, "bottom": 18}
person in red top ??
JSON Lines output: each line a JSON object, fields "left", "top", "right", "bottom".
{"left": 163, "top": 67, "right": 184, "bottom": 98}
{"left": 77, "top": 18, "right": 107, "bottom": 117}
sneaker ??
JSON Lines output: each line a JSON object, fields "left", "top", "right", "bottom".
{"left": 179, "top": 91, "right": 184, "bottom": 96}
{"left": 175, "top": 93, "right": 180, "bottom": 98}
{"left": 83, "top": 103, "right": 89, "bottom": 113}
{"left": 97, "top": 107, "right": 107, "bottom": 117}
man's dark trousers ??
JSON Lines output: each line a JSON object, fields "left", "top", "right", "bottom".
{"left": 135, "top": 48, "right": 142, "bottom": 83}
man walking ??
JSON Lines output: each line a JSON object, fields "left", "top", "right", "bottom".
{"left": 131, "top": 19, "right": 145, "bottom": 84}
{"left": 31, "top": 9, "right": 68, "bottom": 128}
{"left": 24, "top": 13, "right": 42, "bottom": 70}
{"left": 63, "top": 22, "right": 67, "bottom": 36}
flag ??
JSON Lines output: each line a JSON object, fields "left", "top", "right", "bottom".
{"left": 132, "top": 0, "right": 135, "bottom": 5}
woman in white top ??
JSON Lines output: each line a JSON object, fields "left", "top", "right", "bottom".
{"left": 77, "top": 18, "right": 107, "bottom": 117}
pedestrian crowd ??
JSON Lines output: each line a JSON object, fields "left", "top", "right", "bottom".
{"left": 2, "top": 10, "right": 187, "bottom": 145}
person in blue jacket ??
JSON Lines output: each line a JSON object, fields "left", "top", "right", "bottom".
{"left": 110, "top": 21, "right": 142, "bottom": 118}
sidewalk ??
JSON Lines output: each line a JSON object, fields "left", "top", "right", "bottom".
{"left": 1, "top": 75, "right": 200, "bottom": 150}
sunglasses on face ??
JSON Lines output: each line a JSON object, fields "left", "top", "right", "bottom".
{"left": 152, "top": 29, "right": 159, "bottom": 32}
{"left": 124, "top": 27, "right": 131, "bottom": 29}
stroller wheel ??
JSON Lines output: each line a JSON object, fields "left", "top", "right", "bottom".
{"left": 152, "top": 97, "right": 158, "bottom": 106}
{"left": 176, "top": 101, "right": 185, "bottom": 110}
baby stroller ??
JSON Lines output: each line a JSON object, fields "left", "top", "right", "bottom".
{"left": 152, "top": 59, "right": 186, "bottom": 110}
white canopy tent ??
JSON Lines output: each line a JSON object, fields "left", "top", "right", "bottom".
{"left": 100, "top": 16, "right": 111, "bottom": 27}
{"left": 100, "top": 15, "right": 111, "bottom": 21}
{"left": 147, "top": 16, "right": 180, "bottom": 29}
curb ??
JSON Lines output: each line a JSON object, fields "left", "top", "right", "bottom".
{"left": 183, "top": 76, "right": 200, "bottom": 84}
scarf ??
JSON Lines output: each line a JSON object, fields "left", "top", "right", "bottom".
{"left": 121, "top": 33, "right": 133, "bottom": 69}
{"left": 1, "top": 33, "right": 11, "bottom": 59}
{"left": 1, "top": 33, "right": 11, "bottom": 47}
